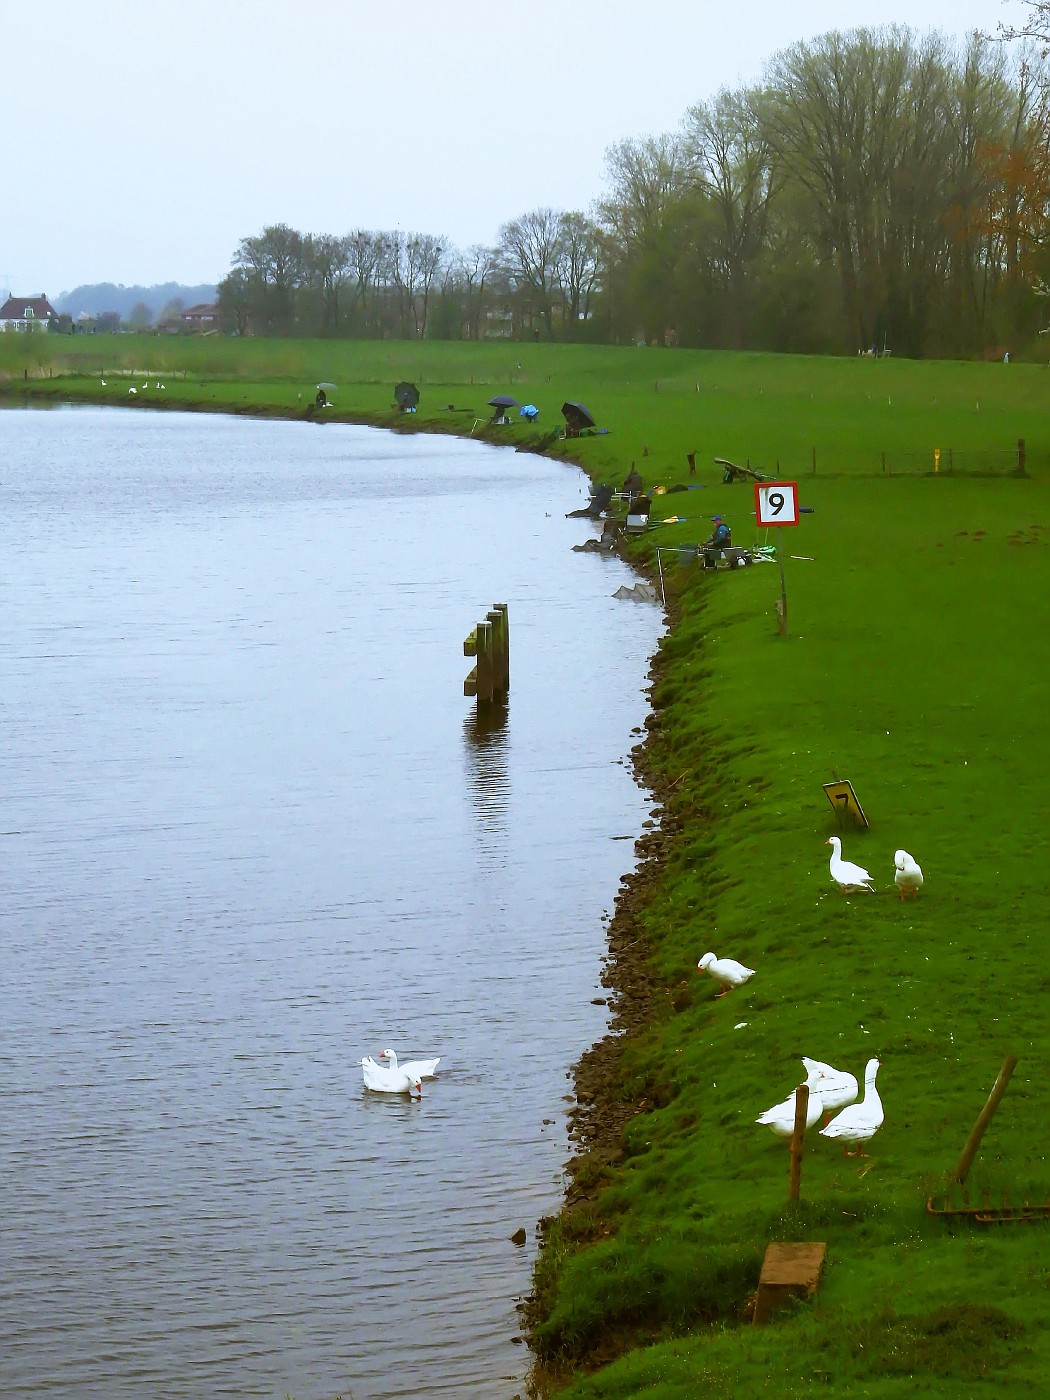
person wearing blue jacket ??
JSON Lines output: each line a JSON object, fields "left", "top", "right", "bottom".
{"left": 703, "top": 515, "right": 732, "bottom": 565}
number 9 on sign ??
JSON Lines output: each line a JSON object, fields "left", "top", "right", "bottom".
{"left": 754, "top": 480, "right": 799, "bottom": 526}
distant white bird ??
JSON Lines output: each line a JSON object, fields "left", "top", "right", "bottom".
{"left": 377, "top": 1047, "right": 440, "bottom": 1080}
{"left": 697, "top": 952, "right": 755, "bottom": 996}
{"left": 894, "top": 849, "right": 923, "bottom": 900}
{"left": 100, "top": 378, "right": 106, "bottom": 386}
{"left": 756, "top": 1085, "right": 823, "bottom": 1138}
{"left": 802, "top": 1057, "right": 859, "bottom": 1122}
{"left": 128, "top": 386, "right": 137, "bottom": 395}
{"left": 819, "top": 1058, "right": 883, "bottom": 1155}
{"left": 826, "top": 836, "right": 875, "bottom": 893}
{"left": 360, "top": 1055, "right": 423, "bottom": 1097}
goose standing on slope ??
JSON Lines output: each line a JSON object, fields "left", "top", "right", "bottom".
{"left": 756, "top": 1086, "right": 823, "bottom": 1139}
{"left": 802, "top": 1057, "right": 859, "bottom": 1123}
{"left": 697, "top": 952, "right": 756, "bottom": 996}
{"left": 893, "top": 849, "right": 923, "bottom": 900}
{"left": 377, "top": 1047, "right": 440, "bottom": 1079}
{"left": 819, "top": 1058, "right": 883, "bottom": 1155}
{"left": 826, "top": 836, "right": 875, "bottom": 893}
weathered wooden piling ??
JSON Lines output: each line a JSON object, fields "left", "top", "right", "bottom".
{"left": 954, "top": 1055, "right": 1018, "bottom": 1185}
{"left": 464, "top": 602, "right": 509, "bottom": 701}
{"left": 788, "top": 1083, "right": 809, "bottom": 1202}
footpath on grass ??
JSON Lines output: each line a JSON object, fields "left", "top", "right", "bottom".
{"left": 8, "top": 361, "right": 1050, "bottom": 1399}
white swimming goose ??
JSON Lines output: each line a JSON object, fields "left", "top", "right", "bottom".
{"left": 697, "top": 952, "right": 755, "bottom": 996}
{"left": 819, "top": 1057, "right": 883, "bottom": 1155}
{"left": 756, "top": 1085, "right": 823, "bottom": 1138}
{"left": 893, "top": 849, "right": 923, "bottom": 900}
{"left": 802, "top": 1057, "right": 859, "bottom": 1121}
{"left": 360, "top": 1055, "right": 423, "bottom": 1097}
{"left": 826, "top": 836, "right": 875, "bottom": 893}
{"left": 377, "top": 1047, "right": 440, "bottom": 1079}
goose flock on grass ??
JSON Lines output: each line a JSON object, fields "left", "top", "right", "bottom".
{"left": 827, "top": 837, "right": 924, "bottom": 900}
{"left": 695, "top": 837, "right": 926, "bottom": 1161}
{"left": 755, "top": 1057, "right": 884, "bottom": 1155}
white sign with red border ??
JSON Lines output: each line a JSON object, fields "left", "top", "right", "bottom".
{"left": 754, "top": 480, "right": 800, "bottom": 526}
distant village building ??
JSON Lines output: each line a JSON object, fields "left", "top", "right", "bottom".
{"left": 181, "top": 303, "right": 219, "bottom": 333}
{"left": 0, "top": 294, "right": 59, "bottom": 332}
{"left": 481, "top": 304, "right": 515, "bottom": 339}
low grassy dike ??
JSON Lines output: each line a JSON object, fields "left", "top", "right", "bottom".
{"left": 7, "top": 340, "right": 1050, "bottom": 1397}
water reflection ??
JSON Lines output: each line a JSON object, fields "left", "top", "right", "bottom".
{"left": 463, "top": 697, "right": 510, "bottom": 853}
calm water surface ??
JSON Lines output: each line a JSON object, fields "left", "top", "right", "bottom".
{"left": 0, "top": 407, "right": 663, "bottom": 1399}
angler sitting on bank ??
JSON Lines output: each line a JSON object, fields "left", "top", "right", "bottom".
{"left": 702, "top": 514, "right": 732, "bottom": 565}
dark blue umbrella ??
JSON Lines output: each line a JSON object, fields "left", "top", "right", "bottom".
{"left": 561, "top": 401, "right": 596, "bottom": 429}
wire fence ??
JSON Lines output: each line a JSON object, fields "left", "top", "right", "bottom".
{"left": 875, "top": 443, "right": 1027, "bottom": 476}
{"left": 744, "top": 440, "right": 1033, "bottom": 478}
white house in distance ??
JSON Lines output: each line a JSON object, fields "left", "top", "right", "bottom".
{"left": 0, "top": 294, "right": 59, "bottom": 331}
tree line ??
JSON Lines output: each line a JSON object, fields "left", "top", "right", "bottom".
{"left": 217, "top": 25, "right": 1050, "bottom": 358}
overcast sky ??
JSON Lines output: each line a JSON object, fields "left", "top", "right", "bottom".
{"left": 3, "top": 0, "right": 1030, "bottom": 296}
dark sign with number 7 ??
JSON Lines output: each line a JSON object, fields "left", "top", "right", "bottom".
{"left": 754, "top": 481, "right": 799, "bottom": 526}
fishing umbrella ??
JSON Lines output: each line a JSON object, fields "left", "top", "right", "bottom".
{"left": 488, "top": 394, "right": 518, "bottom": 408}
{"left": 394, "top": 381, "right": 420, "bottom": 409}
{"left": 561, "top": 401, "right": 596, "bottom": 429}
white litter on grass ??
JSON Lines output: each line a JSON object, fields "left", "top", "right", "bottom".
{"left": 734, "top": 1022, "right": 748, "bottom": 1030}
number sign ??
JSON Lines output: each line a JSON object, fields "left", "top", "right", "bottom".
{"left": 754, "top": 481, "right": 799, "bottom": 526}
{"left": 822, "top": 779, "right": 869, "bottom": 828}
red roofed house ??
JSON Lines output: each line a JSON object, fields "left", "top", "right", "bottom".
{"left": 0, "top": 294, "right": 60, "bottom": 332}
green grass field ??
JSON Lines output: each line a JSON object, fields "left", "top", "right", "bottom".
{"left": 5, "top": 338, "right": 1049, "bottom": 1397}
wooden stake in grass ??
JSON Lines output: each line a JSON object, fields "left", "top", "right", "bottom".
{"left": 954, "top": 1056, "right": 1018, "bottom": 1185}
{"left": 789, "top": 1083, "right": 809, "bottom": 1202}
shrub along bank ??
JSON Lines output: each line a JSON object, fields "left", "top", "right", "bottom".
{"left": 7, "top": 344, "right": 1050, "bottom": 1397}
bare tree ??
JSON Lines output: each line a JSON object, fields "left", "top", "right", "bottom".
{"left": 683, "top": 89, "right": 779, "bottom": 347}
{"left": 598, "top": 135, "right": 689, "bottom": 256}
{"left": 406, "top": 233, "right": 447, "bottom": 336}
{"left": 305, "top": 233, "right": 353, "bottom": 336}
{"left": 456, "top": 244, "right": 498, "bottom": 338}
{"left": 596, "top": 134, "right": 690, "bottom": 341}
{"left": 498, "top": 207, "right": 565, "bottom": 336}
{"left": 554, "top": 212, "right": 602, "bottom": 334}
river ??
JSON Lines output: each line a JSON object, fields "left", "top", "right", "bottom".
{"left": 0, "top": 406, "right": 662, "bottom": 1399}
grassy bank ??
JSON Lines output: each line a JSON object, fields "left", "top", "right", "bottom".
{"left": 528, "top": 469, "right": 1050, "bottom": 1398}
{"left": 7, "top": 341, "right": 1050, "bottom": 1397}
{"left": 3, "top": 333, "right": 1047, "bottom": 478}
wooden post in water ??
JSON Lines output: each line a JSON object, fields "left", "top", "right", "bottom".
{"left": 464, "top": 603, "right": 509, "bottom": 702}
{"left": 788, "top": 1083, "right": 809, "bottom": 1202}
